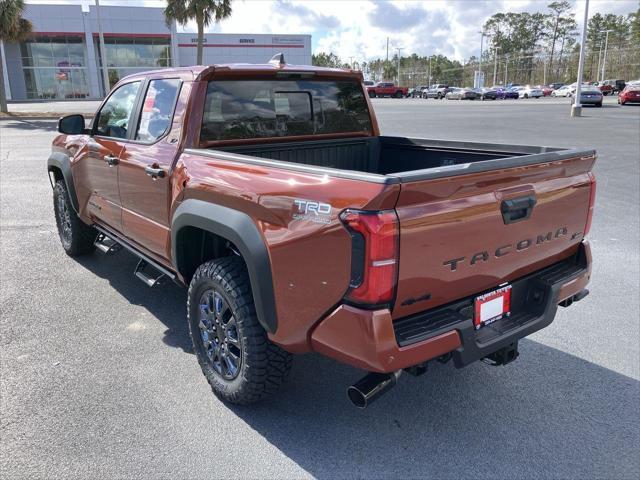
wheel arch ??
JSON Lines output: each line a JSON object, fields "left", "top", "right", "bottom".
{"left": 47, "top": 152, "right": 80, "bottom": 213}
{"left": 172, "top": 199, "right": 278, "bottom": 334}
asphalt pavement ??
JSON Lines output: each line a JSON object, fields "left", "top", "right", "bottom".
{"left": 1, "top": 95, "right": 639, "bottom": 479}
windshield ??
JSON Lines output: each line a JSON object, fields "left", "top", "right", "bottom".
{"left": 200, "top": 79, "right": 373, "bottom": 142}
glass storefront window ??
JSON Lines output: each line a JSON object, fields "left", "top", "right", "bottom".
{"left": 20, "top": 35, "right": 89, "bottom": 99}
{"left": 95, "top": 36, "right": 171, "bottom": 89}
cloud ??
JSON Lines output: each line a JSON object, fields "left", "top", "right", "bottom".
{"left": 272, "top": 0, "right": 340, "bottom": 30}
{"left": 29, "top": 0, "right": 640, "bottom": 62}
{"left": 367, "top": 1, "right": 426, "bottom": 32}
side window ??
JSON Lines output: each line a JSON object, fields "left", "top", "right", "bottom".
{"left": 95, "top": 81, "right": 141, "bottom": 139}
{"left": 135, "top": 79, "right": 181, "bottom": 142}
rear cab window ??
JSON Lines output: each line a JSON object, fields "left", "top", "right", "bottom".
{"left": 135, "top": 78, "right": 181, "bottom": 143}
{"left": 200, "top": 79, "right": 372, "bottom": 142}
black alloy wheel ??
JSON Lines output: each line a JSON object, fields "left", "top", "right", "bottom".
{"left": 197, "top": 288, "right": 242, "bottom": 380}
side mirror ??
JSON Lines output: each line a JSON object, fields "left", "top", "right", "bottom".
{"left": 58, "top": 114, "right": 86, "bottom": 135}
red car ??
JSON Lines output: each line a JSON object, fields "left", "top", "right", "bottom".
{"left": 618, "top": 84, "right": 640, "bottom": 105}
{"left": 535, "top": 85, "right": 553, "bottom": 96}
{"left": 597, "top": 84, "right": 614, "bottom": 96}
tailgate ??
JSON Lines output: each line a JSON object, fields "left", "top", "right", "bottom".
{"left": 392, "top": 151, "right": 596, "bottom": 319}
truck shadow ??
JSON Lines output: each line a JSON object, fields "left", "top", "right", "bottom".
{"left": 73, "top": 249, "right": 638, "bottom": 478}
{"left": 74, "top": 249, "right": 193, "bottom": 353}
{"left": 226, "top": 347, "right": 639, "bottom": 478}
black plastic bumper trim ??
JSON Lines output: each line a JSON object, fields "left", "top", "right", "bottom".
{"left": 393, "top": 243, "right": 589, "bottom": 368}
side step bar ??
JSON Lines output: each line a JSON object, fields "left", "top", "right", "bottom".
{"left": 134, "top": 259, "right": 165, "bottom": 287}
{"left": 94, "top": 233, "right": 122, "bottom": 255}
{"left": 93, "top": 225, "right": 177, "bottom": 287}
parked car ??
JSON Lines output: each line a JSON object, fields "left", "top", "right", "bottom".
{"left": 534, "top": 85, "right": 553, "bottom": 96}
{"left": 551, "top": 85, "right": 574, "bottom": 97}
{"left": 408, "top": 85, "right": 428, "bottom": 98}
{"left": 426, "top": 84, "right": 450, "bottom": 99}
{"left": 549, "top": 82, "right": 565, "bottom": 90}
{"left": 497, "top": 87, "right": 520, "bottom": 99}
{"left": 516, "top": 86, "right": 543, "bottom": 99}
{"left": 49, "top": 59, "right": 596, "bottom": 408}
{"left": 363, "top": 80, "right": 374, "bottom": 86}
{"left": 446, "top": 87, "right": 478, "bottom": 100}
{"left": 618, "top": 84, "right": 640, "bottom": 105}
{"left": 592, "top": 82, "right": 613, "bottom": 96}
{"left": 478, "top": 87, "right": 499, "bottom": 100}
{"left": 367, "top": 82, "right": 408, "bottom": 98}
{"left": 602, "top": 79, "right": 626, "bottom": 93}
{"left": 574, "top": 87, "right": 603, "bottom": 107}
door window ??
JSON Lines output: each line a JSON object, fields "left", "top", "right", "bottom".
{"left": 135, "top": 79, "right": 181, "bottom": 142}
{"left": 94, "top": 81, "right": 141, "bottom": 139}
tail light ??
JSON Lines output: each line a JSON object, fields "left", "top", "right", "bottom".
{"left": 584, "top": 172, "right": 596, "bottom": 236}
{"left": 340, "top": 209, "right": 399, "bottom": 307}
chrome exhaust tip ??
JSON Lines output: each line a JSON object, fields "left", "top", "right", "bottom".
{"left": 346, "top": 370, "right": 402, "bottom": 409}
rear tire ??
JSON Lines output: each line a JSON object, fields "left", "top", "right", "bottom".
{"left": 52, "top": 179, "right": 96, "bottom": 256}
{"left": 369, "top": 91, "right": 376, "bottom": 98}
{"left": 187, "top": 256, "right": 292, "bottom": 405}
{"left": 395, "top": 91, "right": 403, "bottom": 98}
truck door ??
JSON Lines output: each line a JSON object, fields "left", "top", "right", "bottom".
{"left": 117, "top": 77, "right": 183, "bottom": 262}
{"left": 72, "top": 80, "right": 142, "bottom": 232}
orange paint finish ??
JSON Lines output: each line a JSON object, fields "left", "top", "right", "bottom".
{"left": 392, "top": 154, "right": 596, "bottom": 320}
{"left": 310, "top": 304, "right": 462, "bottom": 372}
{"left": 178, "top": 151, "right": 400, "bottom": 351}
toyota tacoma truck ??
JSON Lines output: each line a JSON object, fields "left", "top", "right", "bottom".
{"left": 48, "top": 55, "right": 595, "bottom": 408}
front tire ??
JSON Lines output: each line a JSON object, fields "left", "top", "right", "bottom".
{"left": 187, "top": 256, "right": 292, "bottom": 405}
{"left": 52, "top": 179, "right": 96, "bottom": 256}
{"left": 369, "top": 91, "right": 376, "bottom": 98}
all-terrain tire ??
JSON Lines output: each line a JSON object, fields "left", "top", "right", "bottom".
{"left": 187, "top": 256, "right": 292, "bottom": 405}
{"left": 52, "top": 179, "right": 96, "bottom": 256}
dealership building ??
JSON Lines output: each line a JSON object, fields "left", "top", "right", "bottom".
{"left": 0, "top": 3, "right": 311, "bottom": 101}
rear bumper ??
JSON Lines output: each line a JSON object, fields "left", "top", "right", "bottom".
{"left": 310, "top": 241, "right": 591, "bottom": 373}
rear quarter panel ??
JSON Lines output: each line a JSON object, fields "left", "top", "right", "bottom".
{"left": 178, "top": 152, "right": 400, "bottom": 351}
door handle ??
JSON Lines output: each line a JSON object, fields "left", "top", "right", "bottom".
{"left": 500, "top": 195, "right": 537, "bottom": 224}
{"left": 145, "top": 165, "right": 166, "bottom": 179}
{"left": 103, "top": 154, "right": 119, "bottom": 167}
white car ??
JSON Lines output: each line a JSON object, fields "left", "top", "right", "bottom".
{"left": 552, "top": 85, "right": 573, "bottom": 97}
{"left": 516, "top": 86, "right": 543, "bottom": 98}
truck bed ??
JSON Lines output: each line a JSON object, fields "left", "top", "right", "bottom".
{"left": 198, "top": 136, "right": 589, "bottom": 183}
{"left": 189, "top": 136, "right": 595, "bottom": 321}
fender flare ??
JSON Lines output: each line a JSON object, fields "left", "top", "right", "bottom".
{"left": 172, "top": 199, "right": 278, "bottom": 334}
{"left": 47, "top": 152, "right": 80, "bottom": 213}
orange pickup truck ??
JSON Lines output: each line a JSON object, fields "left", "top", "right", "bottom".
{"left": 49, "top": 55, "right": 595, "bottom": 408}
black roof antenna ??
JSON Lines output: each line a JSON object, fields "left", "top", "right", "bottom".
{"left": 269, "top": 53, "right": 286, "bottom": 67}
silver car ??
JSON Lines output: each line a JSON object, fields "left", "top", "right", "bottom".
{"left": 575, "top": 87, "right": 603, "bottom": 107}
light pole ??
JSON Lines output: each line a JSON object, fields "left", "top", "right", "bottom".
{"left": 504, "top": 54, "right": 509, "bottom": 85}
{"left": 596, "top": 42, "right": 603, "bottom": 81}
{"left": 477, "top": 31, "right": 491, "bottom": 88}
{"left": 395, "top": 46, "right": 403, "bottom": 85}
{"left": 600, "top": 29, "right": 613, "bottom": 82}
{"left": 95, "top": 0, "right": 110, "bottom": 96}
{"left": 493, "top": 46, "right": 501, "bottom": 86}
{"left": 572, "top": 0, "right": 589, "bottom": 117}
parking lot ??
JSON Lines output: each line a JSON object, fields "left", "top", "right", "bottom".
{"left": 1, "top": 96, "right": 639, "bottom": 478}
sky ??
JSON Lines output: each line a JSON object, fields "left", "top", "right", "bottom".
{"left": 27, "top": 0, "right": 640, "bottom": 61}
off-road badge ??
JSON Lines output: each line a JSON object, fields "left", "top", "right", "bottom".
{"left": 293, "top": 199, "right": 332, "bottom": 224}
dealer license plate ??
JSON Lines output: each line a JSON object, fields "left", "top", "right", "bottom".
{"left": 474, "top": 285, "right": 512, "bottom": 330}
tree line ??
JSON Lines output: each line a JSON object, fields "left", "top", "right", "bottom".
{"left": 313, "top": 2, "right": 640, "bottom": 87}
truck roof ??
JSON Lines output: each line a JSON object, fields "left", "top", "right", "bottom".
{"left": 118, "top": 62, "right": 363, "bottom": 84}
